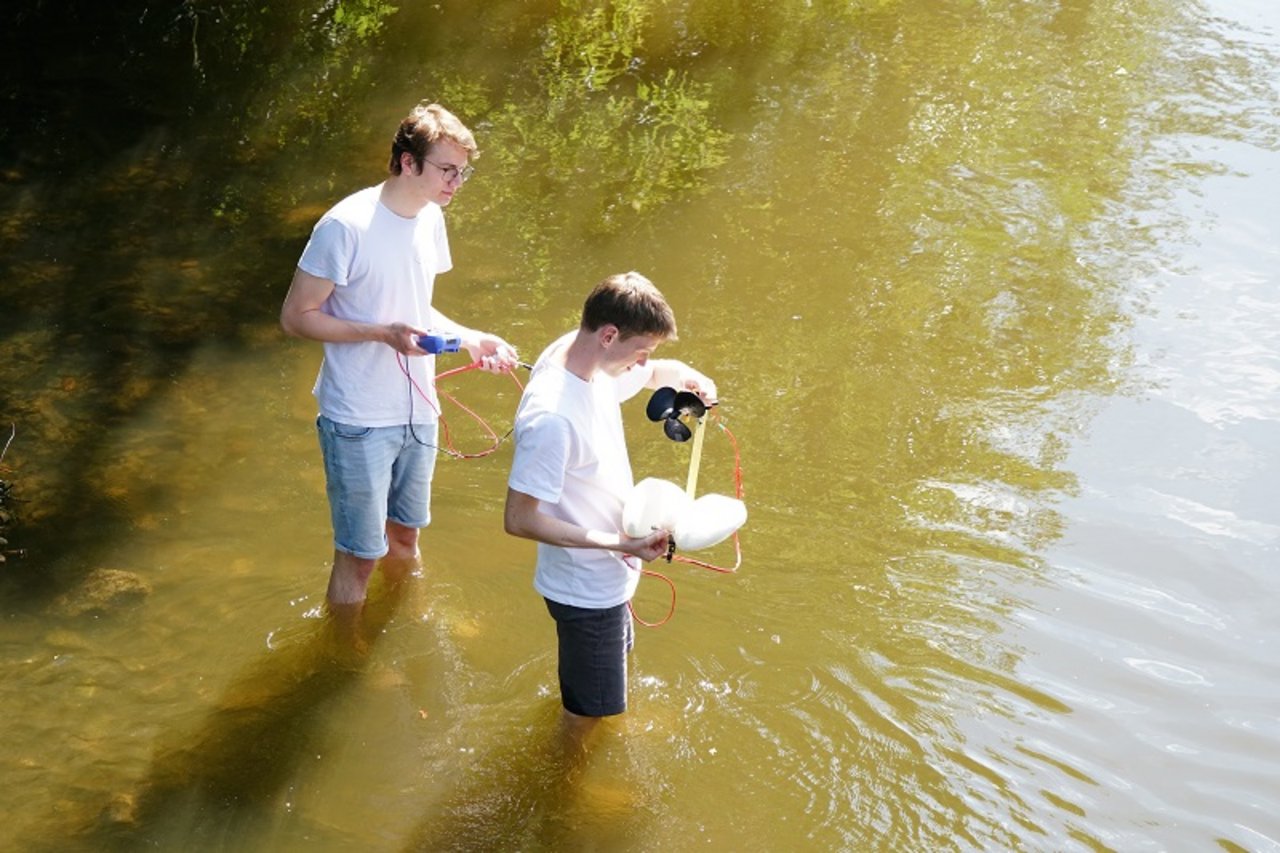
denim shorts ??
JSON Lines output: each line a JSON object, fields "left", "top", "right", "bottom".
{"left": 545, "top": 598, "right": 634, "bottom": 717}
{"left": 316, "top": 415, "right": 438, "bottom": 559}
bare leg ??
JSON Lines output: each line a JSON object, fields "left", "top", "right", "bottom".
{"left": 325, "top": 522, "right": 421, "bottom": 653}
{"left": 533, "top": 709, "right": 645, "bottom": 848}
{"left": 326, "top": 549, "right": 377, "bottom": 605}
{"left": 381, "top": 520, "right": 422, "bottom": 585}
{"left": 554, "top": 709, "right": 603, "bottom": 779}
{"left": 325, "top": 549, "right": 377, "bottom": 654}
{"left": 350, "top": 521, "right": 423, "bottom": 647}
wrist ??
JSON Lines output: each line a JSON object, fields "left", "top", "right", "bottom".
{"left": 585, "top": 528, "right": 623, "bottom": 551}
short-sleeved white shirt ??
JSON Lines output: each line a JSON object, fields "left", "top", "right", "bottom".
{"left": 297, "top": 184, "right": 451, "bottom": 426}
{"left": 508, "top": 333, "right": 654, "bottom": 609}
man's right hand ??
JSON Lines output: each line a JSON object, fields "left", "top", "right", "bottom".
{"left": 622, "top": 528, "right": 671, "bottom": 562}
{"left": 390, "top": 322, "right": 429, "bottom": 354}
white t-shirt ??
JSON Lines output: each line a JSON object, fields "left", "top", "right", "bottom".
{"left": 508, "top": 333, "right": 654, "bottom": 609}
{"left": 297, "top": 184, "right": 452, "bottom": 426}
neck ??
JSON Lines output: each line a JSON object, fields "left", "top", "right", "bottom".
{"left": 561, "top": 329, "right": 602, "bottom": 383}
{"left": 378, "top": 176, "right": 426, "bottom": 218}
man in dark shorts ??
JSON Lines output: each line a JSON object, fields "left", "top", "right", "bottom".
{"left": 504, "top": 271, "right": 717, "bottom": 742}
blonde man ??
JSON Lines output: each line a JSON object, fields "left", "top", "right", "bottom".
{"left": 282, "top": 102, "right": 517, "bottom": 643}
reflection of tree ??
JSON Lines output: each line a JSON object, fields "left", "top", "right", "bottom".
{"left": 664, "top": 2, "right": 1181, "bottom": 560}
{"left": 525, "top": 1, "right": 730, "bottom": 217}
{"left": 0, "top": 0, "right": 400, "bottom": 596}
{"left": 431, "top": 0, "right": 732, "bottom": 294}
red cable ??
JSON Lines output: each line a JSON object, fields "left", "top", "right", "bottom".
{"left": 629, "top": 567, "right": 678, "bottom": 628}
{"left": 397, "top": 354, "right": 525, "bottom": 459}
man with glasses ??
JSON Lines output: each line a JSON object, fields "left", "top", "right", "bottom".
{"left": 504, "top": 272, "right": 716, "bottom": 753}
{"left": 281, "top": 101, "right": 518, "bottom": 649}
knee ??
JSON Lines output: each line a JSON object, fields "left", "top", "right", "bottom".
{"left": 335, "top": 553, "right": 377, "bottom": 582}
{"left": 386, "top": 523, "right": 420, "bottom": 555}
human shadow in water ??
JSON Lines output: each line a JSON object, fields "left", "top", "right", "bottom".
{"left": 401, "top": 701, "right": 656, "bottom": 852}
{"left": 60, "top": 570, "right": 416, "bottom": 851}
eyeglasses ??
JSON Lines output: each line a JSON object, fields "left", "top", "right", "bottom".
{"left": 423, "top": 158, "right": 474, "bottom": 184}
{"left": 646, "top": 386, "right": 708, "bottom": 442}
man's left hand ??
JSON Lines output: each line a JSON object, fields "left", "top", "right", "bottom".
{"left": 464, "top": 332, "right": 520, "bottom": 373}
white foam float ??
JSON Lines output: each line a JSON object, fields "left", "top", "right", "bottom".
{"left": 623, "top": 477, "right": 747, "bottom": 551}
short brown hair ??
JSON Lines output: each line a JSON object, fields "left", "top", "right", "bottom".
{"left": 389, "top": 101, "right": 477, "bottom": 175}
{"left": 581, "top": 272, "right": 678, "bottom": 340}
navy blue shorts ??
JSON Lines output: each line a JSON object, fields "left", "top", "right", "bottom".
{"left": 544, "top": 599, "right": 634, "bottom": 717}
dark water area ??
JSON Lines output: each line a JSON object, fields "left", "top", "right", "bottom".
{"left": 2, "top": 1, "right": 1278, "bottom": 850}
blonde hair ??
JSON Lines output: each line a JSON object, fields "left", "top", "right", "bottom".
{"left": 388, "top": 101, "right": 477, "bottom": 175}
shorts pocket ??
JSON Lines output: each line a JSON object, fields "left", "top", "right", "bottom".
{"left": 328, "top": 419, "right": 374, "bottom": 440}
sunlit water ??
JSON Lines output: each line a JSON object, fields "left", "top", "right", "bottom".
{"left": 1, "top": 1, "right": 1278, "bottom": 850}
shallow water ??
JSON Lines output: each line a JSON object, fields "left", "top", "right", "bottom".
{"left": 1, "top": 1, "right": 1278, "bottom": 850}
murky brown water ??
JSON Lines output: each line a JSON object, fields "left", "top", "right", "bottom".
{"left": 2, "top": 1, "right": 1278, "bottom": 850}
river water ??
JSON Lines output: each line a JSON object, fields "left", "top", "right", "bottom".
{"left": 1, "top": 1, "right": 1277, "bottom": 850}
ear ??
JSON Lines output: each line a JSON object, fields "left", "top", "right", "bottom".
{"left": 598, "top": 324, "right": 620, "bottom": 347}
{"left": 400, "top": 151, "right": 418, "bottom": 174}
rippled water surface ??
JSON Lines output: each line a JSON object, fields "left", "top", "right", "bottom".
{"left": 1, "top": 1, "right": 1277, "bottom": 850}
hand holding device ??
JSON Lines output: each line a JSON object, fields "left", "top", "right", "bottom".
{"left": 416, "top": 333, "right": 461, "bottom": 354}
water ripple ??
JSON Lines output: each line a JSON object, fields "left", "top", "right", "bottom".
{"left": 1133, "top": 487, "right": 1280, "bottom": 545}
{"left": 1124, "top": 656, "right": 1210, "bottom": 686}
{"left": 1062, "top": 565, "right": 1228, "bottom": 630}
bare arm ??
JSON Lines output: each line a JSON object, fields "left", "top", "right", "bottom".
{"left": 504, "top": 488, "right": 670, "bottom": 562}
{"left": 647, "top": 359, "right": 718, "bottom": 404}
{"left": 280, "top": 268, "right": 421, "bottom": 353}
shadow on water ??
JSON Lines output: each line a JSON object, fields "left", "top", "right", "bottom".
{"left": 401, "top": 706, "right": 658, "bottom": 853}
{"left": 24, "top": 573, "right": 413, "bottom": 851}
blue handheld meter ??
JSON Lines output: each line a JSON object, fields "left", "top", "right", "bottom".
{"left": 417, "top": 333, "right": 461, "bottom": 354}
